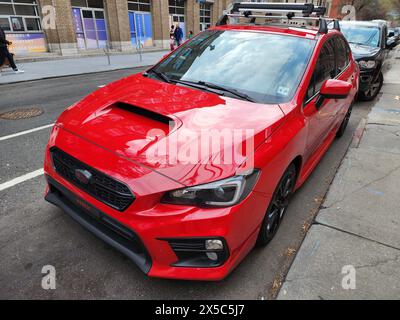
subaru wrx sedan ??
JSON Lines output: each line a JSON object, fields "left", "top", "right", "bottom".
{"left": 45, "top": 24, "right": 359, "bottom": 280}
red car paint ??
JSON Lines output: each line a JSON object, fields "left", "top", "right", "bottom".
{"left": 44, "top": 24, "right": 359, "bottom": 281}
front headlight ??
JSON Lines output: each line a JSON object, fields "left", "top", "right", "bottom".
{"left": 162, "top": 169, "right": 260, "bottom": 208}
{"left": 358, "top": 60, "right": 376, "bottom": 69}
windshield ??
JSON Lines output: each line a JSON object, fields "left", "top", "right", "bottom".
{"left": 340, "top": 24, "right": 380, "bottom": 47}
{"left": 151, "top": 30, "right": 315, "bottom": 104}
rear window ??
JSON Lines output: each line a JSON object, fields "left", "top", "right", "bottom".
{"left": 340, "top": 24, "right": 381, "bottom": 48}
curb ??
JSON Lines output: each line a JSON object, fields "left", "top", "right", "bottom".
{"left": 14, "top": 48, "right": 167, "bottom": 63}
{"left": 350, "top": 118, "right": 367, "bottom": 148}
{"left": 0, "top": 64, "right": 153, "bottom": 86}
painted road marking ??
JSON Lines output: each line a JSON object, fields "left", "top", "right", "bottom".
{"left": 0, "top": 124, "right": 54, "bottom": 142}
{"left": 0, "top": 169, "right": 44, "bottom": 192}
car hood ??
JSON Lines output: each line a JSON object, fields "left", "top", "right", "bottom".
{"left": 349, "top": 43, "right": 380, "bottom": 60}
{"left": 56, "top": 74, "right": 286, "bottom": 186}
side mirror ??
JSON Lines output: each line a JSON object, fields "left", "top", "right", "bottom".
{"left": 320, "top": 79, "right": 352, "bottom": 99}
{"left": 315, "top": 79, "right": 352, "bottom": 109}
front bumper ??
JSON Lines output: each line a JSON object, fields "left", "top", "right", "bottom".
{"left": 358, "top": 68, "right": 380, "bottom": 92}
{"left": 45, "top": 171, "right": 267, "bottom": 281}
{"left": 45, "top": 175, "right": 152, "bottom": 274}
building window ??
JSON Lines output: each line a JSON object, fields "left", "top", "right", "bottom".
{"left": 71, "top": 0, "right": 104, "bottom": 8}
{"left": 128, "top": 0, "right": 150, "bottom": 12}
{"left": 0, "top": 17, "right": 11, "bottom": 31}
{"left": 0, "top": 0, "right": 41, "bottom": 32}
{"left": 169, "top": 0, "right": 185, "bottom": 16}
{"left": 200, "top": 2, "right": 212, "bottom": 31}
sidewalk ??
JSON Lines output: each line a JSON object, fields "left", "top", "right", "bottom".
{"left": 278, "top": 49, "right": 400, "bottom": 299}
{"left": 0, "top": 50, "right": 168, "bottom": 85}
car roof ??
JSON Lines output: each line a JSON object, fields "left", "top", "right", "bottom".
{"left": 212, "top": 24, "right": 340, "bottom": 40}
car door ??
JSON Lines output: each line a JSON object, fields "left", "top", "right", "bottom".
{"left": 303, "top": 38, "right": 337, "bottom": 162}
{"left": 332, "top": 35, "right": 357, "bottom": 129}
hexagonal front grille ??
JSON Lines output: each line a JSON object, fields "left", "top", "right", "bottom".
{"left": 51, "top": 148, "right": 134, "bottom": 211}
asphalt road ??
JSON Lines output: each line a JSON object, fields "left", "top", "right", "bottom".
{"left": 0, "top": 68, "right": 375, "bottom": 299}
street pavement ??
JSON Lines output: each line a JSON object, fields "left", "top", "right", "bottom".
{"left": 278, "top": 49, "right": 400, "bottom": 300}
{"left": 0, "top": 50, "right": 168, "bottom": 85}
{"left": 0, "top": 65, "right": 374, "bottom": 299}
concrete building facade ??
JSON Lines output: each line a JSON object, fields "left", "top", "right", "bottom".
{"left": 0, "top": 0, "right": 232, "bottom": 56}
{"left": 0, "top": 0, "right": 335, "bottom": 56}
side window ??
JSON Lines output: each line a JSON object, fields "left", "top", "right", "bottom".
{"left": 335, "top": 36, "right": 349, "bottom": 73}
{"left": 305, "top": 39, "right": 336, "bottom": 102}
{"left": 346, "top": 42, "right": 351, "bottom": 61}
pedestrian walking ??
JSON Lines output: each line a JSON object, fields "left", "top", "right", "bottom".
{"left": 169, "top": 25, "right": 176, "bottom": 51}
{"left": 0, "top": 26, "right": 23, "bottom": 73}
{"left": 170, "top": 35, "right": 175, "bottom": 51}
{"left": 174, "top": 25, "right": 184, "bottom": 47}
{"left": 169, "top": 25, "right": 175, "bottom": 38}
{"left": 188, "top": 31, "right": 194, "bottom": 39}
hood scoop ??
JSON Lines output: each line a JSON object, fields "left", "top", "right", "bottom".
{"left": 113, "top": 102, "right": 175, "bottom": 128}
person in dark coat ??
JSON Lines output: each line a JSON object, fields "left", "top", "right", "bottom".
{"left": 0, "top": 26, "right": 23, "bottom": 72}
{"left": 174, "top": 25, "right": 184, "bottom": 46}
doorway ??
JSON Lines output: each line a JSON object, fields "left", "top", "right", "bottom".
{"left": 72, "top": 7, "right": 108, "bottom": 50}
{"left": 129, "top": 11, "right": 153, "bottom": 49}
{"left": 169, "top": 0, "right": 186, "bottom": 40}
{"left": 169, "top": 15, "right": 186, "bottom": 40}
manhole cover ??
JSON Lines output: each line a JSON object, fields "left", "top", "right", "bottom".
{"left": 0, "top": 107, "right": 44, "bottom": 120}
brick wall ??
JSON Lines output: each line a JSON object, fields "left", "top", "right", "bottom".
{"left": 38, "top": 0, "right": 78, "bottom": 55}
{"left": 37, "top": 0, "right": 230, "bottom": 54}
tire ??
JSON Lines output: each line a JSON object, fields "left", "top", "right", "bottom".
{"left": 358, "top": 72, "right": 383, "bottom": 101}
{"left": 256, "top": 163, "right": 297, "bottom": 247}
{"left": 336, "top": 104, "right": 353, "bottom": 138}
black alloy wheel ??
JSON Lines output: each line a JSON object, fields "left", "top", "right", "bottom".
{"left": 359, "top": 72, "right": 383, "bottom": 101}
{"left": 256, "top": 164, "right": 297, "bottom": 246}
{"left": 336, "top": 104, "right": 353, "bottom": 138}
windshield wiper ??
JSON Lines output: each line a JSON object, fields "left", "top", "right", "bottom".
{"left": 348, "top": 41, "right": 365, "bottom": 46}
{"left": 199, "top": 81, "right": 256, "bottom": 102}
{"left": 144, "top": 69, "right": 171, "bottom": 83}
{"left": 172, "top": 79, "right": 256, "bottom": 102}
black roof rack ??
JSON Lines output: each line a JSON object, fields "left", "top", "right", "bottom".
{"left": 216, "top": 2, "right": 340, "bottom": 35}
{"left": 314, "top": 6, "right": 327, "bottom": 17}
{"left": 333, "top": 19, "right": 341, "bottom": 31}
{"left": 230, "top": 2, "right": 316, "bottom": 16}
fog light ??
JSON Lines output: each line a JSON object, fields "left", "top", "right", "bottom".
{"left": 166, "top": 237, "right": 229, "bottom": 267}
{"left": 205, "top": 239, "right": 223, "bottom": 251}
{"left": 206, "top": 252, "right": 219, "bottom": 261}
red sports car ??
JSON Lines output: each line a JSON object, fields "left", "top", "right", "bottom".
{"left": 44, "top": 12, "right": 359, "bottom": 280}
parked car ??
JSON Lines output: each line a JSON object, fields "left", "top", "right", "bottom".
{"left": 340, "top": 20, "right": 390, "bottom": 101}
{"left": 388, "top": 27, "right": 399, "bottom": 45}
{"left": 372, "top": 19, "right": 389, "bottom": 27}
{"left": 44, "top": 4, "right": 359, "bottom": 280}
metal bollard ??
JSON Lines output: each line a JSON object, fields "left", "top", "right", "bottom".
{"left": 104, "top": 45, "right": 111, "bottom": 66}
